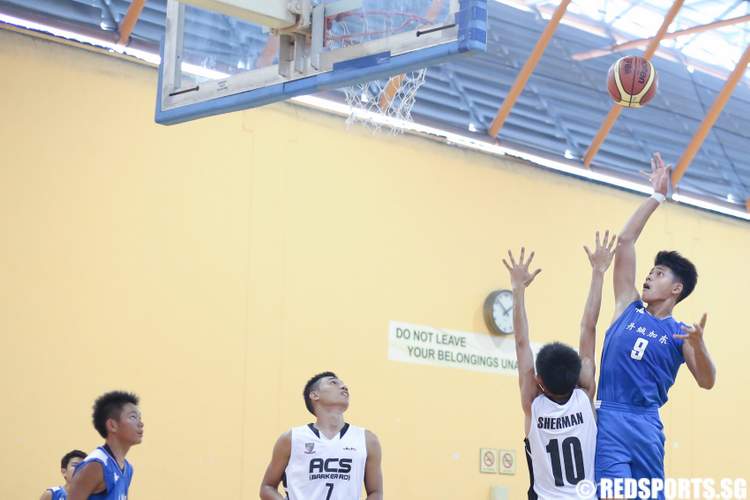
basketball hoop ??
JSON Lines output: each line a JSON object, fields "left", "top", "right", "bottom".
{"left": 325, "top": 4, "right": 437, "bottom": 133}
{"left": 156, "top": 0, "right": 486, "bottom": 125}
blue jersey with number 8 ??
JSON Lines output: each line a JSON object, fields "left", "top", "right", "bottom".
{"left": 598, "top": 301, "right": 685, "bottom": 408}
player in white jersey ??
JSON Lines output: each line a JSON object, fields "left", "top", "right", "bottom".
{"left": 260, "top": 372, "right": 383, "bottom": 500}
{"left": 502, "top": 231, "right": 615, "bottom": 499}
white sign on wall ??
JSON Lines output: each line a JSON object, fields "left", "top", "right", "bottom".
{"left": 498, "top": 449, "right": 517, "bottom": 475}
{"left": 480, "top": 448, "right": 499, "bottom": 474}
{"left": 388, "top": 321, "right": 541, "bottom": 375}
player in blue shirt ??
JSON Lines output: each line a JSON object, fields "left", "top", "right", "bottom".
{"left": 68, "top": 391, "right": 143, "bottom": 500}
{"left": 596, "top": 153, "right": 716, "bottom": 496}
{"left": 39, "top": 450, "right": 87, "bottom": 500}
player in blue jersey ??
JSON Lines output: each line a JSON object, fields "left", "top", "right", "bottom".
{"left": 596, "top": 153, "right": 716, "bottom": 496}
{"left": 39, "top": 450, "right": 87, "bottom": 500}
{"left": 68, "top": 391, "right": 143, "bottom": 500}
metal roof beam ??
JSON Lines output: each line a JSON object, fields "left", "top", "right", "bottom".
{"left": 674, "top": 0, "right": 742, "bottom": 53}
{"left": 535, "top": 4, "right": 743, "bottom": 84}
{"left": 96, "top": 0, "right": 117, "bottom": 30}
{"left": 487, "top": 0, "right": 572, "bottom": 139}
{"left": 573, "top": 14, "right": 750, "bottom": 61}
{"left": 672, "top": 44, "right": 750, "bottom": 197}
{"left": 117, "top": 0, "right": 145, "bottom": 45}
{"left": 582, "top": 0, "right": 686, "bottom": 169}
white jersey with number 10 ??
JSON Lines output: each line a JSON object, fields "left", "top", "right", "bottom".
{"left": 525, "top": 388, "right": 597, "bottom": 499}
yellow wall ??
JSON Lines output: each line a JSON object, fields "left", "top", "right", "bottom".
{"left": 1, "top": 28, "right": 748, "bottom": 499}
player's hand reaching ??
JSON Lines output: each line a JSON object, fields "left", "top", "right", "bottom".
{"left": 674, "top": 313, "right": 708, "bottom": 347}
{"left": 650, "top": 152, "right": 670, "bottom": 195}
{"left": 503, "top": 247, "right": 541, "bottom": 291}
{"left": 584, "top": 230, "right": 616, "bottom": 274}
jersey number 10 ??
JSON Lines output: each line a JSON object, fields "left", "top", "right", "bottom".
{"left": 545, "top": 437, "right": 585, "bottom": 486}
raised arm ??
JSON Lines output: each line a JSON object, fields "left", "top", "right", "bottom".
{"left": 259, "top": 432, "right": 292, "bottom": 500}
{"left": 613, "top": 153, "right": 669, "bottom": 317}
{"left": 502, "top": 248, "right": 542, "bottom": 422}
{"left": 579, "top": 231, "right": 616, "bottom": 400}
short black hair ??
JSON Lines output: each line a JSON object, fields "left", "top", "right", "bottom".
{"left": 61, "top": 449, "right": 86, "bottom": 469}
{"left": 535, "top": 342, "right": 581, "bottom": 396}
{"left": 655, "top": 250, "right": 697, "bottom": 303}
{"left": 303, "top": 372, "right": 337, "bottom": 416}
{"left": 92, "top": 391, "right": 139, "bottom": 438}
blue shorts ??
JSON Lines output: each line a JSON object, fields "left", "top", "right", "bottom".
{"left": 595, "top": 401, "right": 666, "bottom": 498}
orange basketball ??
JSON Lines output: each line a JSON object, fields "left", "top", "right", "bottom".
{"left": 607, "top": 56, "right": 658, "bottom": 108}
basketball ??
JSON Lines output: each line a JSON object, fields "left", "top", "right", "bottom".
{"left": 607, "top": 55, "right": 658, "bottom": 108}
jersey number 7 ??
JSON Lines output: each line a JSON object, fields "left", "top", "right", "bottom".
{"left": 325, "top": 483, "right": 334, "bottom": 500}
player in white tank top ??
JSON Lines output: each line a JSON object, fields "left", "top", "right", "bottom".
{"left": 284, "top": 423, "right": 367, "bottom": 499}
{"left": 526, "top": 388, "right": 597, "bottom": 499}
{"left": 502, "top": 233, "right": 615, "bottom": 499}
{"left": 260, "top": 372, "right": 383, "bottom": 500}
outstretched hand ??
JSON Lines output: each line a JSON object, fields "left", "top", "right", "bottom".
{"left": 584, "top": 230, "right": 616, "bottom": 273}
{"left": 674, "top": 313, "right": 707, "bottom": 347}
{"left": 650, "top": 152, "right": 670, "bottom": 195}
{"left": 503, "top": 247, "right": 542, "bottom": 290}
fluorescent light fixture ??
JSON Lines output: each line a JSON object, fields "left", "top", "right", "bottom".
{"left": 0, "top": 13, "right": 160, "bottom": 64}
{"left": 2, "top": 12, "right": 748, "bottom": 222}
{"left": 672, "top": 193, "right": 750, "bottom": 221}
{"left": 292, "top": 95, "right": 654, "bottom": 195}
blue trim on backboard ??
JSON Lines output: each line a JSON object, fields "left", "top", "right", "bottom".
{"left": 155, "top": 2, "right": 487, "bottom": 125}
{"left": 154, "top": 34, "right": 166, "bottom": 125}
{"left": 333, "top": 51, "right": 392, "bottom": 71}
{"left": 457, "top": 0, "right": 487, "bottom": 52}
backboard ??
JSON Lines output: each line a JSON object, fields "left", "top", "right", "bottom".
{"left": 155, "top": 0, "right": 487, "bottom": 125}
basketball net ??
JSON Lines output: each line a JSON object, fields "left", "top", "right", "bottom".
{"left": 342, "top": 70, "right": 427, "bottom": 133}
{"left": 326, "top": 7, "right": 430, "bottom": 133}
